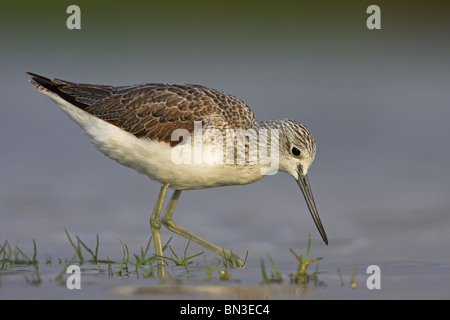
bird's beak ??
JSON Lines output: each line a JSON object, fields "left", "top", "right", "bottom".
{"left": 297, "top": 174, "right": 328, "bottom": 245}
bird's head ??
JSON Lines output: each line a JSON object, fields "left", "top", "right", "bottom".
{"left": 277, "top": 119, "right": 328, "bottom": 245}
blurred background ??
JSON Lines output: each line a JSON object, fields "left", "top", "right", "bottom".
{"left": 1, "top": 1, "right": 449, "bottom": 297}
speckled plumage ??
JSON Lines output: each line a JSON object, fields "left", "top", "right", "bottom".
{"left": 28, "top": 74, "right": 259, "bottom": 147}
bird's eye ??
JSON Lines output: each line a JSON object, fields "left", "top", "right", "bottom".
{"left": 291, "top": 146, "right": 301, "bottom": 157}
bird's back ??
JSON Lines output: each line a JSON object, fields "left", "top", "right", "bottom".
{"left": 27, "top": 73, "right": 259, "bottom": 146}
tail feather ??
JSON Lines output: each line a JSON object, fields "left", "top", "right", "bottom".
{"left": 27, "top": 72, "right": 57, "bottom": 90}
{"left": 26, "top": 72, "right": 92, "bottom": 109}
{"left": 27, "top": 72, "right": 119, "bottom": 110}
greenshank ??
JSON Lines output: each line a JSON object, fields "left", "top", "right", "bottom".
{"left": 27, "top": 72, "right": 327, "bottom": 274}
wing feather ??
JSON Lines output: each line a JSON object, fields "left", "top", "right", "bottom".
{"left": 27, "top": 73, "right": 258, "bottom": 146}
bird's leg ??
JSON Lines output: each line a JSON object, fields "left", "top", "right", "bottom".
{"left": 162, "top": 190, "right": 245, "bottom": 268}
{"left": 150, "top": 183, "right": 169, "bottom": 278}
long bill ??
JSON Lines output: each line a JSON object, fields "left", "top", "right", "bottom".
{"left": 297, "top": 174, "right": 328, "bottom": 245}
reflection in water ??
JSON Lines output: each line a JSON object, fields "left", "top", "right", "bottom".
{"left": 113, "top": 282, "right": 323, "bottom": 299}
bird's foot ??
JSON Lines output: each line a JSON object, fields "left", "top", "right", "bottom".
{"left": 222, "top": 249, "right": 246, "bottom": 268}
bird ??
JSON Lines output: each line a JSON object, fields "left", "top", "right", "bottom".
{"left": 26, "top": 72, "right": 327, "bottom": 274}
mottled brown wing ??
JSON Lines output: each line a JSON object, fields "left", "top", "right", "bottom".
{"left": 29, "top": 73, "right": 259, "bottom": 147}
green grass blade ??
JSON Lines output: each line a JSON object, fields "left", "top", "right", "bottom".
{"left": 94, "top": 234, "right": 99, "bottom": 264}
{"left": 32, "top": 239, "right": 38, "bottom": 265}
{"left": 303, "top": 234, "right": 310, "bottom": 261}
{"left": 268, "top": 255, "right": 282, "bottom": 282}
{"left": 76, "top": 234, "right": 99, "bottom": 264}
{"left": 260, "top": 258, "right": 269, "bottom": 283}
{"left": 65, "top": 229, "right": 84, "bottom": 263}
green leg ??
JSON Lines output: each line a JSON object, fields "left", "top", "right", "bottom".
{"left": 150, "top": 183, "right": 169, "bottom": 278}
{"left": 162, "top": 190, "right": 244, "bottom": 267}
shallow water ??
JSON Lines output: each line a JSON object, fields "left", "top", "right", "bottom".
{"left": 1, "top": 1, "right": 450, "bottom": 300}
{"left": 1, "top": 258, "right": 449, "bottom": 299}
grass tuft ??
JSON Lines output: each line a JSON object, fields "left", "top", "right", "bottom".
{"left": 260, "top": 255, "right": 282, "bottom": 283}
{"left": 154, "top": 239, "right": 203, "bottom": 267}
{"left": 64, "top": 229, "right": 100, "bottom": 264}
{"left": 222, "top": 249, "right": 248, "bottom": 269}
{"left": 289, "top": 234, "right": 323, "bottom": 285}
